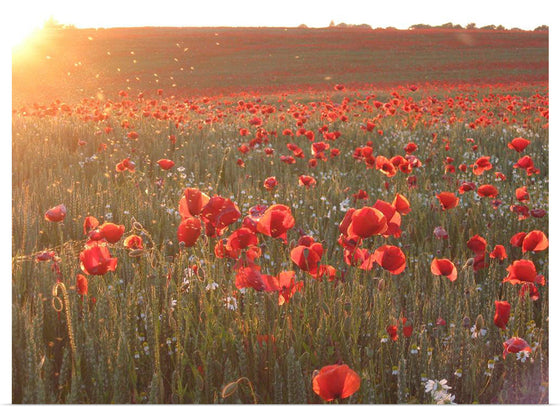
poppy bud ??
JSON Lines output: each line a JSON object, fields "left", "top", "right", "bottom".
{"left": 466, "top": 258, "right": 474, "bottom": 267}
{"left": 462, "top": 316, "right": 471, "bottom": 328}
{"left": 377, "top": 278, "right": 385, "bottom": 292}
{"left": 475, "top": 314, "right": 485, "bottom": 331}
{"left": 133, "top": 221, "right": 144, "bottom": 230}
{"left": 221, "top": 381, "right": 239, "bottom": 399}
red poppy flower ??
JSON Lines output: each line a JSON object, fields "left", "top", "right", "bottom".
{"left": 214, "top": 238, "right": 240, "bottom": 260}
{"left": 510, "top": 204, "right": 530, "bottom": 220}
{"left": 471, "top": 156, "right": 492, "bottom": 176}
{"left": 79, "top": 240, "right": 118, "bottom": 276}
{"left": 124, "top": 234, "right": 143, "bottom": 250}
{"left": 291, "top": 242, "right": 323, "bottom": 273}
{"left": 473, "top": 253, "right": 488, "bottom": 272}
{"left": 45, "top": 204, "right": 67, "bottom": 222}
{"left": 179, "top": 188, "right": 210, "bottom": 218}
{"left": 514, "top": 155, "right": 539, "bottom": 175}
{"left": 98, "top": 223, "right": 125, "bottom": 244}
{"left": 76, "top": 274, "right": 88, "bottom": 296}
{"left": 515, "top": 186, "right": 530, "bottom": 202}
{"left": 200, "top": 196, "right": 241, "bottom": 237}
{"left": 458, "top": 182, "right": 476, "bottom": 194}
{"left": 312, "top": 364, "right": 360, "bottom": 402}
{"left": 313, "top": 264, "right": 340, "bottom": 282}
{"left": 503, "top": 337, "right": 531, "bottom": 359}
{"left": 494, "top": 300, "right": 511, "bottom": 329}
{"left": 477, "top": 184, "right": 498, "bottom": 198}
{"left": 372, "top": 245, "right": 406, "bottom": 275}
{"left": 530, "top": 209, "right": 547, "bottom": 218}
{"left": 386, "top": 317, "right": 412, "bottom": 341}
{"left": 280, "top": 155, "right": 296, "bottom": 164}
{"left": 373, "top": 200, "right": 401, "bottom": 238}
{"left": 510, "top": 232, "right": 527, "bottom": 247}
{"left": 436, "top": 192, "right": 459, "bottom": 210}
{"left": 347, "top": 207, "right": 388, "bottom": 239}
{"left": 386, "top": 324, "right": 398, "bottom": 341}
{"left": 522, "top": 230, "right": 548, "bottom": 253}
{"left": 265, "top": 270, "right": 304, "bottom": 305}
{"left": 177, "top": 217, "right": 202, "bottom": 247}
{"left": 508, "top": 137, "right": 530, "bottom": 152}
{"left": 495, "top": 172, "right": 507, "bottom": 181}
{"left": 235, "top": 265, "right": 268, "bottom": 291}
{"left": 430, "top": 258, "right": 457, "bottom": 282}
{"left": 299, "top": 175, "right": 317, "bottom": 188}
{"left": 503, "top": 259, "right": 545, "bottom": 286}
{"left": 36, "top": 250, "right": 56, "bottom": 262}
{"left": 157, "top": 159, "right": 175, "bottom": 170}
{"left": 352, "top": 189, "right": 369, "bottom": 202}
{"left": 519, "top": 282, "right": 540, "bottom": 301}
{"left": 116, "top": 158, "right": 136, "bottom": 173}
{"left": 467, "top": 234, "right": 487, "bottom": 254}
{"left": 376, "top": 155, "right": 397, "bottom": 177}
{"left": 392, "top": 193, "right": 411, "bottom": 215}
{"left": 227, "top": 227, "right": 258, "bottom": 252}
{"left": 263, "top": 176, "right": 278, "bottom": 191}
{"left": 127, "top": 131, "right": 139, "bottom": 140}
{"left": 489, "top": 245, "right": 507, "bottom": 261}
{"left": 256, "top": 204, "right": 295, "bottom": 243}
{"left": 83, "top": 216, "right": 99, "bottom": 235}
{"left": 404, "top": 142, "right": 417, "bottom": 154}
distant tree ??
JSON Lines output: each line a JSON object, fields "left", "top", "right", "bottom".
{"left": 534, "top": 25, "right": 549, "bottom": 31}
{"left": 496, "top": 24, "right": 505, "bottom": 30}
{"left": 336, "top": 22, "right": 348, "bottom": 28}
{"left": 480, "top": 24, "right": 496, "bottom": 30}
{"left": 438, "top": 22, "right": 454, "bottom": 29}
{"left": 43, "top": 16, "right": 62, "bottom": 30}
{"left": 466, "top": 23, "right": 477, "bottom": 29}
{"left": 329, "top": 20, "right": 335, "bottom": 28}
{"left": 298, "top": 24, "right": 308, "bottom": 29}
{"left": 356, "top": 24, "right": 372, "bottom": 29}
{"left": 409, "top": 24, "right": 433, "bottom": 29}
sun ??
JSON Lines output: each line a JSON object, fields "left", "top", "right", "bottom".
{"left": 10, "top": 25, "right": 41, "bottom": 51}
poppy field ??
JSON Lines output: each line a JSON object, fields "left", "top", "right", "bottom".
{"left": 12, "top": 27, "right": 548, "bottom": 404}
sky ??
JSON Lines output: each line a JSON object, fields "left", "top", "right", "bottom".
{"left": 8, "top": 0, "right": 552, "bottom": 38}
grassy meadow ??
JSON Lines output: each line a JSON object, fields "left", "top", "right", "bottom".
{"left": 12, "top": 26, "right": 548, "bottom": 404}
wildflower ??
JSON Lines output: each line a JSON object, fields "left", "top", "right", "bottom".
{"left": 503, "top": 259, "right": 545, "bottom": 286}
{"left": 431, "top": 258, "right": 457, "bottom": 282}
{"left": 76, "top": 274, "right": 88, "bottom": 296}
{"left": 157, "top": 159, "right": 175, "bottom": 170}
{"left": 79, "top": 240, "right": 118, "bottom": 276}
{"left": 224, "top": 296, "right": 238, "bottom": 311}
{"left": 372, "top": 245, "right": 406, "bottom": 275}
{"left": 503, "top": 337, "right": 531, "bottom": 359}
{"left": 346, "top": 207, "right": 387, "bottom": 238}
{"left": 312, "top": 364, "right": 360, "bottom": 402}
{"left": 493, "top": 300, "right": 511, "bottom": 329}
{"left": 522, "top": 230, "right": 548, "bottom": 253}
{"left": 45, "top": 204, "right": 67, "bottom": 222}
{"left": 98, "top": 222, "right": 125, "bottom": 243}
{"left": 177, "top": 217, "right": 202, "bottom": 247}
{"left": 436, "top": 192, "right": 459, "bottom": 210}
